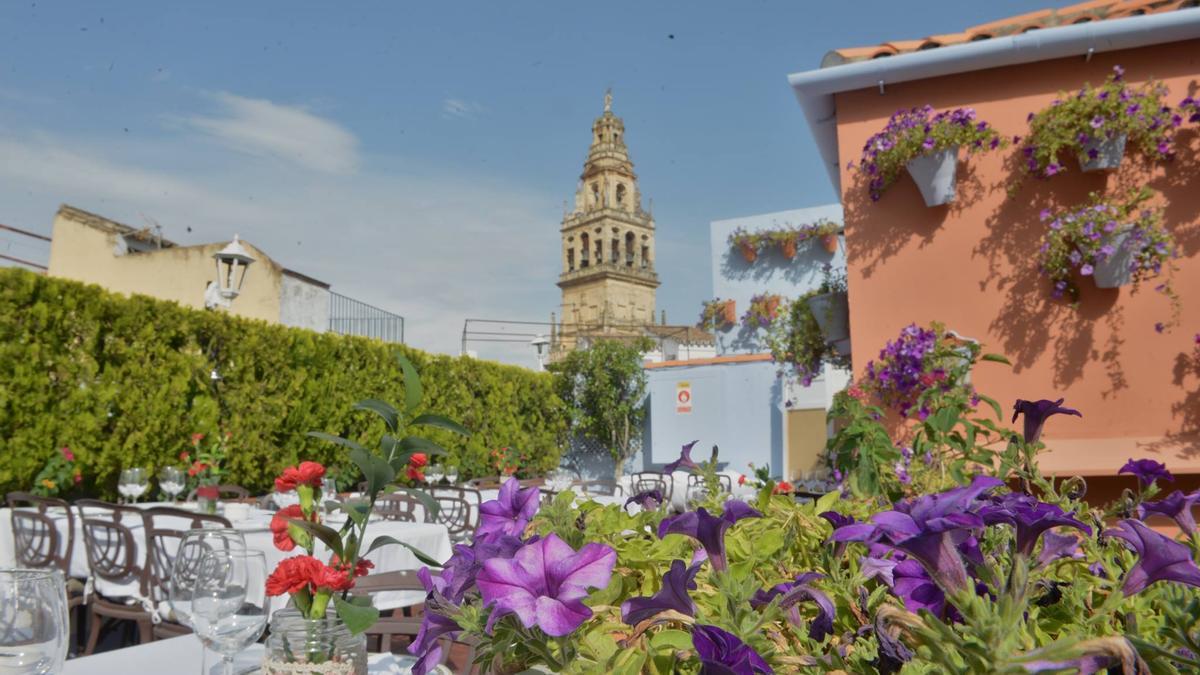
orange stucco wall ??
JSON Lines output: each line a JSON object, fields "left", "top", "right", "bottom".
{"left": 833, "top": 39, "right": 1200, "bottom": 475}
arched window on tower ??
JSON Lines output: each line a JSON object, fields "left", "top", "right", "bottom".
{"left": 625, "top": 232, "right": 635, "bottom": 266}
{"left": 580, "top": 233, "right": 590, "bottom": 268}
{"left": 611, "top": 234, "right": 620, "bottom": 263}
{"left": 594, "top": 237, "right": 603, "bottom": 262}
{"left": 641, "top": 244, "right": 650, "bottom": 269}
{"left": 616, "top": 183, "right": 626, "bottom": 207}
{"left": 591, "top": 183, "right": 600, "bottom": 207}
{"left": 567, "top": 248, "right": 575, "bottom": 272}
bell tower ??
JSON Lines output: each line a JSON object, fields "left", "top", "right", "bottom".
{"left": 556, "top": 90, "right": 660, "bottom": 345}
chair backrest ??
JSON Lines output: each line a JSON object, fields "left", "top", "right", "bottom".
{"left": 141, "top": 507, "right": 232, "bottom": 602}
{"left": 571, "top": 480, "right": 623, "bottom": 497}
{"left": 75, "top": 499, "right": 148, "bottom": 596}
{"left": 375, "top": 492, "right": 422, "bottom": 523}
{"left": 630, "top": 472, "right": 673, "bottom": 503}
{"left": 428, "top": 487, "right": 481, "bottom": 541}
{"left": 7, "top": 492, "right": 74, "bottom": 576}
{"left": 685, "top": 473, "right": 732, "bottom": 504}
{"left": 185, "top": 484, "right": 250, "bottom": 501}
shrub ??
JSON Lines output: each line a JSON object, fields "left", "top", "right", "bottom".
{"left": 0, "top": 269, "right": 566, "bottom": 498}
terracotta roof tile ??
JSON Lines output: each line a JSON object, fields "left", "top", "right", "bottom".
{"left": 824, "top": 0, "right": 1195, "bottom": 66}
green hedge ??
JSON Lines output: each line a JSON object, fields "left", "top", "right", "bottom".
{"left": 0, "top": 269, "right": 566, "bottom": 499}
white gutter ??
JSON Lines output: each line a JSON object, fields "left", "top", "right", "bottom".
{"left": 787, "top": 9, "right": 1200, "bottom": 194}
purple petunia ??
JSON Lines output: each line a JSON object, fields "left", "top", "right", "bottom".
{"left": 1103, "top": 519, "right": 1200, "bottom": 596}
{"left": 659, "top": 501, "right": 763, "bottom": 572}
{"left": 664, "top": 440, "right": 701, "bottom": 474}
{"left": 750, "top": 572, "right": 836, "bottom": 641}
{"left": 1137, "top": 490, "right": 1200, "bottom": 536}
{"left": 979, "top": 492, "right": 1091, "bottom": 556}
{"left": 476, "top": 533, "right": 616, "bottom": 636}
{"left": 625, "top": 488, "right": 665, "bottom": 511}
{"left": 1011, "top": 398, "right": 1082, "bottom": 444}
{"left": 692, "top": 624, "right": 773, "bottom": 675}
{"left": 477, "top": 477, "right": 541, "bottom": 540}
{"left": 1118, "top": 458, "right": 1174, "bottom": 488}
{"left": 621, "top": 559, "right": 700, "bottom": 626}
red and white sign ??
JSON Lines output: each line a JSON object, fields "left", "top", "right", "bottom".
{"left": 675, "top": 381, "right": 692, "bottom": 414}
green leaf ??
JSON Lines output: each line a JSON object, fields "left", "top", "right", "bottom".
{"left": 410, "top": 413, "right": 470, "bottom": 436}
{"left": 306, "top": 431, "right": 367, "bottom": 455}
{"left": 395, "top": 436, "right": 448, "bottom": 462}
{"left": 976, "top": 393, "right": 1005, "bottom": 422}
{"left": 396, "top": 351, "right": 423, "bottom": 415}
{"left": 610, "top": 648, "right": 648, "bottom": 675}
{"left": 353, "top": 399, "right": 399, "bottom": 433}
{"left": 649, "top": 629, "right": 693, "bottom": 651}
{"left": 338, "top": 500, "right": 369, "bottom": 527}
{"left": 365, "top": 535, "right": 445, "bottom": 568}
{"left": 388, "top": 486, "right": 440, "bottom": 521}
{"left": 349, "top": 447, "right": 394, "bottom": 498}
{"left": 815, "top": 490, "right": 840, "bottom": 513}
{"left": 333, "top": 595, "right": 380, "bottom": 635}
{"left": 286, "top": 518, "right": 344, "bottom": 559}
{"left": 980, "top": 353, "right": 1012, "bottom": 365}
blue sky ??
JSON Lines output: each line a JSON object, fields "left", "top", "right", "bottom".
{"left": 0, "top": 1, "right": 1050, "bottom": 365}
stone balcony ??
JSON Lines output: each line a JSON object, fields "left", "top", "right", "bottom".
{"left": 562, "top": 207, "right": 653, "bottom": 230}
{"left": 557, "top": 261, "right": 660, "bottom": 287}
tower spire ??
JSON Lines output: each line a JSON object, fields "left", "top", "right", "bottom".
{"left": 604, "top": 88, "right": 612, "bottom": 113}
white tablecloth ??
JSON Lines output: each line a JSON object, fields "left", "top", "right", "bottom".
{"left": 0, "top": 502, "right": 452, "bottom": 612}
{"left": 62, "top": 636, "right": 448, "bottom": 674}
{"left": 619, "top": 470, "right": 757, "bottom": 511}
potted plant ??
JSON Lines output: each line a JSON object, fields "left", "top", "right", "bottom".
{"left": 1038, "top": 188, "right": 1176, "bottom": 305}
{"left": 30, "top": 446, "right": 82, "bottom": 498}
{"left": 183, "top": 431, "right": 227, "bottom": 514}
{"left": 728, "top": 227, "right": 762, "bottom": 263}
{"left": 741, "top": 292, "right": 782, "bottom": 330}
{"left": 768, "top": 228, "right": 800, "bottom": 259}
{"left": 766, "top": 293, "right": 850, "bottom": 387}
{"left": 698, "top": 298, "right": 736, "bottom": 331}
{"left": 804, "top": 264, "right": 850, "bottom": 353}
{"left": 1020, "top": 65, "right": 1174, "bottom": 178}
{"left": 803, "top": 218, "right": 841, "bottom": 253}
{"left": 852, "top": 105, "right": 1004, "bottom": 206}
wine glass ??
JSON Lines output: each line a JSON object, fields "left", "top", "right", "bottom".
{"left": 0, "top": 569, "right": 69, "bottom": 674}
{"left": 425, "top": 463, "right": 444, "bottom": 486}
{"left": 168, "top": 528, "right": 246, "bottom": 675}
{"left": 192, "top": 549, "right": 269, "bottom": 675}
{"left": 444, "top": 464, "right": 459, "bottom": 486}
{"left": 120, "top": 467, "right": 149, "bottom": 504}
{"left": 159, "top": 466, "right": 186, "bottom": 502}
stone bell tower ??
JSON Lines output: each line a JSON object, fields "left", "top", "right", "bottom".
{"left": 556, "top": 90, "right": 660, "bottom": 347}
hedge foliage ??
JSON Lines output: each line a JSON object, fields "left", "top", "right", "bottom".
{"left": 0, "top": 269, "right": 567, "bottom": 499}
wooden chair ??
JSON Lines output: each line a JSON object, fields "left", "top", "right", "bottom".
{"left": 184, "top": 484, "right": 249, "bottom": 501}
{"left": 7, "top": 492, "right": 87, "bottom": 654}
{"left": 375, "top": 492, "right": 423, "bottom": 523}
{"left": 629, "top": 471, "right": 673, "bottom": 505}
{"left": 426, "top": 487, "right": 481, "bottom": 542}
{"left": 685, "top": 473, "right": 732, "bottom": 505}
{"left": 76, "top": 499, "right": 156, "bottom": 654}
{"left": 141, "top": 507, "right": 232, "bottom": 640}
{"left": 353, "top": 570, "right": 478, "bottom": 672}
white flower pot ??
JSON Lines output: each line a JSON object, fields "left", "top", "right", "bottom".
{"left": 1093, "top": 232, "right": 1135, "bottom": 289}
{"left": 1078, "top": 133, "right": 1127, "bottom": 172}
{"left": 905, "top": 146, "right": 958, "bottom": 207}
{"left": 806, "top": 292, "right": 850, "bottom": 345}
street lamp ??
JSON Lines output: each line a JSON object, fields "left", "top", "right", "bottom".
{"left": 530, "top": 335, "right": 550, "bottom": 371}
{"left": 204, "top": 235, "right": 256, "bottom": 310}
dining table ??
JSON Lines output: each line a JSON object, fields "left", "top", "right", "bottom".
{"left": 0, "top": 500, "right": 453, "bottom": 613}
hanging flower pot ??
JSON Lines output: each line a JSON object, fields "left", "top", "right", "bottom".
{"left": 905, "top": 146, "right": 959, "bottom": 207}
{"left": 820, "top": 233, "right": 839, "bottom": 254}
{"left": 698, "top": 298, "right": 736, "bottom": 331}
{"left": 1078, "top": 133, "right": 1127, "bottom": 172}
{"left": 806, "top": 291, "right": 849, "bottom": 345}
{"left": 780, "top": 237, "right": 798, "bottom": 259}
{"left": 739, "top": 242, "right": 758, "bottom": 263}
{"left": 743, "top": 293, "right": 781, "bottom": 330}
{"left": 720, "top": 299, "right": 736, "bottom": 326}
{"left": 1092, "top": 231, "right": 1135, "bottom": 288}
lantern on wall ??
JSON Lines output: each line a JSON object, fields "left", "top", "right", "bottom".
{"left": 204, "top": 235, "right": 256, "bottom": 309}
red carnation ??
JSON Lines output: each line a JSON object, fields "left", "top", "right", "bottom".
{"left": 179, "top": 451, "right": 190, "bottom": 463}
{"left": 773, "top": 481, "right": 794, "bottom": 495}
{"left": 188, "top": 461, "right": 209, "bottom": 477}
{"left": 191, "top": 433, "right": 205, "bottom": 446}
{"left": 265, "top": 556, "right": 324, "bottom": 597}
{"left": 737, "top": 474, "right": 747, "bottom": 486}
{"left": 275, "top": 461, "right": 327, "bottom": 492}
{"left": 60, "top": 446, "right": 75, "bottom": 462}
{"left": 270, "top": 505, "right": 308, "bottom": 552}
{"left": 408, "top": 453, "right": 428, "bottom": 469}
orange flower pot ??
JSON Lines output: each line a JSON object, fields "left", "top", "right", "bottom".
{"left": 739, "top": 242, "right": 758, "bottom": 263}
{"left": 781, "top": 238, "right": 797, "bottom": 259}
{"left": 820, "top": 233, "right": 839, "bottom": 254}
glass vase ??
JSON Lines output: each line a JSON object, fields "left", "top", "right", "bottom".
{"left": 262, "top": 608, "right": 367, "bottom": 675}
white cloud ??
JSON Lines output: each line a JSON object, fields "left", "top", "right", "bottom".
{"left": 442, "top": 98, "right": 484, "bottom": 120}
{"left": 181, "top": 92, "right": 360, "bottom": 174}
{"left": 0, "top": 116, "right": 560, "bottom": 368}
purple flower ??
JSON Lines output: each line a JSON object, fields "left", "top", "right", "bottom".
{"left": 832, "top": 476, "right": 1003, "bottom": 596}
{"left": 692, "top": 624, "right": 773, "bottom": 675}
{"left": 477, "top": 477, "right": 540, "bottom": 540}
{"left": 658, "top": 501, "right": 763, "bottom": 572}
{"left": 979, "top": 493, "right": 1091, "bottom": 556}
{"left": 1137, "top": 490, "right": 1200, "bottom": 536}
{"left": 750, "top": 572, "right": 835, "bottom": 640}
{"left": 922, "top": 137, "right": 935, "bottom": 150}
{"left": 409, "top": 601, "right": 461, "bottom": 675}
{"left": 1090, "top": 115, "right": 1104, "bottom": 129}
{"left": 664, "top": 440, "right": 700, "bottom": 473}
{"left": 892, "top": 558, "right": 951, "bottom": 618}
{"left": 1079, "top": 263, "right": 1094, "bottom": 276}
{"left": 1036, "top": 531, "right": 1083, "bottom": 569}
{"left": 819, "top": 511, "right": 856, "bottom": 530}
{"left": 1038, "top": 208, "right": 1052, "bottom": 222}
{"left": 625, "top": 488, "right": 664, "bottom": 511}
{"left": 621, "top": 559, "right": 700, "bottom": 625}
{"left": 1118, "top": 458, "right": 1174, "bottom": 488}
{"left": 1113, "top": 65, "right": 1125, "bottom": 80}
{"left": 440, "top": 534, "right": 526, "bottom": 604}
{"left": 1011, "top": 398, "right": 1082, "bottom": 444}
{"left": 1102, "top": 519, "right": 1200, "bottom": 596}
{"left": 1045, "top": 163, "right": 1062, "bottom": 177}
{"left": 476, "top": 533, "right": 616, "bottom": 636}
{"left": 1126, "top": 102, "right": 1140, "bottom": 115}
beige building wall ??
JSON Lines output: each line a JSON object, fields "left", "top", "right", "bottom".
{"left": 47, "top": 207, "right": 283, "bottom": 324}
{"left": 785, "top": 407, "right": 828, "bottom": 480}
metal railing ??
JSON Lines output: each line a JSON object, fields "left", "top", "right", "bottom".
{"left": 328, "top": 292, "right": 405, "bottom": 343}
